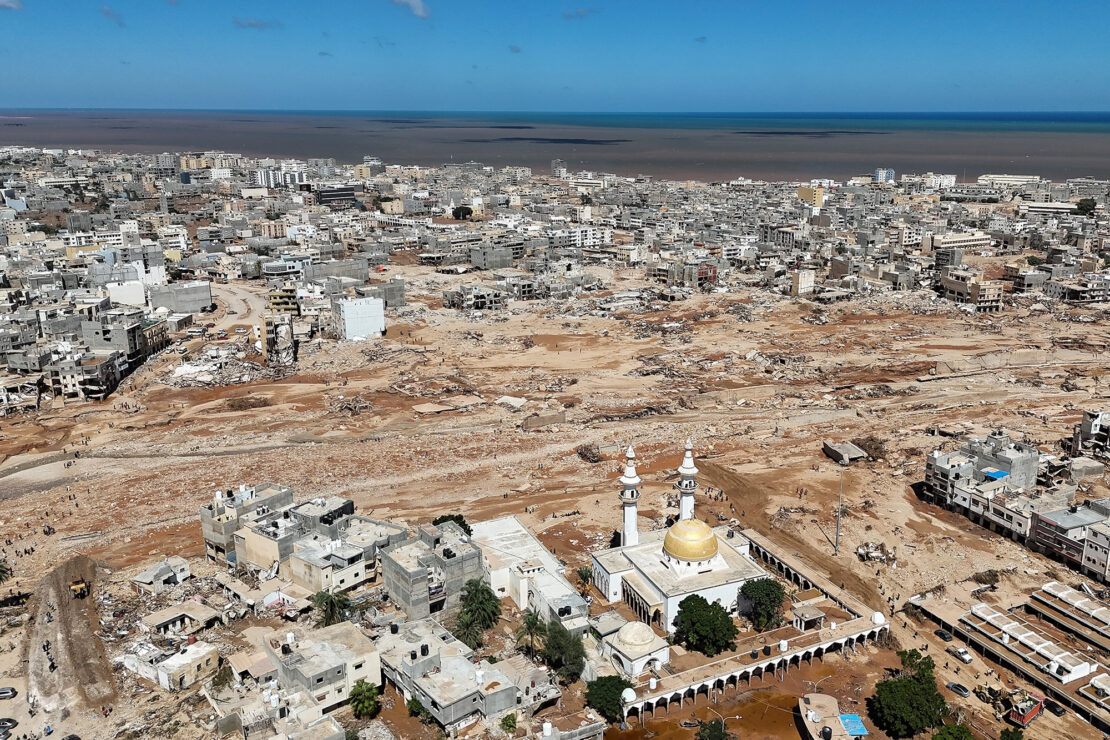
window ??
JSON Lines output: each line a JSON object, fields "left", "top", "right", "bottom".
{"left": 354, "top": 662, "right": 364, "bottom": 670}
{"left": 316, "top": 677, "right": 323, "bottom": 684}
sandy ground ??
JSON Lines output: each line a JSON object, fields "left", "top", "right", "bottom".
{"left": 1, "top": 268, "right": 1108, "bottom": 738}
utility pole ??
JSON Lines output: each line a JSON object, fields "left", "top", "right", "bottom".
{"left": 835, "top": 464, "right": 845, "bottom": 555}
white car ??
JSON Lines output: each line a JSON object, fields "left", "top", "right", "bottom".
{"left": 947, "top": 646, "right": 973, "bottom": 664}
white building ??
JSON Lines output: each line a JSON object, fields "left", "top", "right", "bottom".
{"left": 591, "top": 442, "right": 769, "bottom": 632}
{"left": 332, "top": 297, "right": 385, "bottom": 340}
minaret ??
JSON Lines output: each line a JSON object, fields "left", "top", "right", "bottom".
{"left": 619, "top": 446, "right": 641, "bottom": 547}
{"left": 675, "top": 438, "right": 699, "bottom": 521}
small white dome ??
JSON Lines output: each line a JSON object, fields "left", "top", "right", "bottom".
{"left": 620, "top": 687, "right": 637, "bottom": 704}
{"left": 616, "top": 621, "right": 655, "bottom": 648}
{"left": 871, "top": 612, "right": 886, "bottom": 625}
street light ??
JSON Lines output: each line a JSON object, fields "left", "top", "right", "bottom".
{"left": 803, "top": 675, "right": 834, "bottom": 692}
{"left": 706, "top": 706, "right": 742, "bottom": 726}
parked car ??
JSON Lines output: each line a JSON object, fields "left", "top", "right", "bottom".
{"left": 935, "top": 628, "right": 954, "bottom": 642}
{"left": 1044, "top": 699, "right": 1066, "bottom": 717}
{"left": 0, "top": 688, "right": 15, "bottom": 700}
{"left": 0, "top": 718, "right": 17, "bottom": 729}
{"left": 946, "top": 682, "right": 970, "bottom": 698}
{"left": 946, "top": 646, "right": 973, "bottom": 664}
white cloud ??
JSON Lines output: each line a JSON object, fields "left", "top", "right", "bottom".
{"left": 0, "top": 0, "right": 25, "bottom": 10}
{"left": 388, "top": 0, "right": 430, "bottom": 19}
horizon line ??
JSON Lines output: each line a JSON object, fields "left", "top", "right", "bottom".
{"left": 3, "top": 108, "right": 1110, "bottom": 116}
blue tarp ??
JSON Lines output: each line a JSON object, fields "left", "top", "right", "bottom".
{"left": 840, "top": 714, "right": 868, "bottom": 736}
{"left": 983, "top": 469, "right": 1010, "bottom": 480}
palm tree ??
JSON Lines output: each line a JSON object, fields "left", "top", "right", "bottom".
{"left": 460, "top": 579, "right": 501, "bottom": 629}
{"left": 349, "top": 679, "right": 380, "bottom": 719}
{"left": 454, "top": 610, "right": 484, "bottom": 649}
{"left": 0, "top": 560, "right": 11, "bottom": 585}
{"left": 313, "top": 590, "right": 351, "bottom": 627}
{"left": 515, "top": 609, "right": 547, "bottom": 658}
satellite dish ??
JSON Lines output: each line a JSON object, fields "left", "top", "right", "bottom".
{"left": 620, "top": 687, "right": 637, "bottom": 704}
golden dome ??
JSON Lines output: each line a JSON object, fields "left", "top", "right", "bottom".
{"left": 663, "top": 518, "right": 718, "bottom": 561}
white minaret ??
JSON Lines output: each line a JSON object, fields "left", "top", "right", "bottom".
{"left": 675, "top": 438, "right": 699, "bottom": 521}
{"left": 619, "top": 446, "right": 641, "bottom": 547}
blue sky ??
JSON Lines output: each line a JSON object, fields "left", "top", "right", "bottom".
{"left": 2, "top": 0, "right": 1109, "bottom": 111}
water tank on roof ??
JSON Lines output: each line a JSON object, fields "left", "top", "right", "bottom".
{"left": 542, "top": 722, "right": 553, "bottom": 737}
{"left": 420, "top": 643, "right": 429, "bottom": 657}
{"left": 649, "top": 677, "right": 657, "bottom": 690}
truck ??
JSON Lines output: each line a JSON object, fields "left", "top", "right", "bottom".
{"left": 947, "top": 645, "right": 973, "bottom": 664}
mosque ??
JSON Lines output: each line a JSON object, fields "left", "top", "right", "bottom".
{"left": 590, "top": 441, "right": 770, "bottom": 633}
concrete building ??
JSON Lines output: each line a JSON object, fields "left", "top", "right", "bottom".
{"left": 330, "top": 296, "right": 385, "bottom": 340}
{"left": 149, "top": 280, "right": 213, "bottom": 314}
{"left": 377, "top": 618, "right": 560, "bottom": 736}
{"left": 924, "top": 431, "right": 1040, "bottom": 502}
{"left": 937, "top": 266, "right": 1004, "bottom": 312}
{"left": 380, "top": 520, "right": 483, "bottom": 620}
{"left": 470, "top": 515, "right": 589, "bottom": 634}
{"left": 199, "top": 483, "right": 296, "bottom": 564}
{"left": 263, "top": 622, "right": 380, "bottom": 713}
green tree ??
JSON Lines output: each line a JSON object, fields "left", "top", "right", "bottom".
{"left": 432, "top": 513, "right": 472, "bottom": 535}
{"left": 999, "top": 728, "right": 1024, "bottom": 740}
{"left": 696, "top": 719, "right": 735, "bottom": 740}
{"left": 0, "top": 560, "right": 11, "bottom": 584}
{"left": 500, "top": 713, "right": 517, "bottom": 734}
{"left": 454, "top": 609, "right": 485, "bottom": 649}
{"left": 313, "top": 590, "right": 351, "bottom": 627}
{"left": 452, "top": 205, "right": 473, "bottom": 220}
{"left": 1026, "top": 255, "right": 1043, "bottom": 266}
{"left": 868, "top": 649, "right": 947, "bottom": 739}
{"left": 1075, "top": 198, "right": 1097, "bottom": 216}
{"left": 672, "top": 595, "right": 738, "bottom": 657}
{"left": 932, "top": 725, "right": 973, "bottom": 740}
{"left": 344, "top": 729, "right": 359, "bottom": 740}
{"left": 460, "top": 579, "right": 501, "bottom": 629}
{"left": 350, "top": 679, "right": 380, "bottom": 719}
{"left": 584, "top": 675, "right": 633, "bottom": 723}
{"left": 515, "top": 608, "right": 547, "bottom": 658}
{"left": 740, "top": 578, "right": 787, "bottom": 630}
{"left": 541, "top": 620, "right": 586, "bottom": 684}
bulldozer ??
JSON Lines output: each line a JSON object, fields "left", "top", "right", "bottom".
{"left": 70, "top": 578, "right": 89, "bottom": 599}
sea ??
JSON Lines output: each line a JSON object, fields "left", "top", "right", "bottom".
{"left": 3, "top": 110, "right": 1110, "bottom": 182}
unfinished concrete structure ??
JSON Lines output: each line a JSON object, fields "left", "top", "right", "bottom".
{"left": 380, "top": 520, "right": 482, "bottom": 619}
